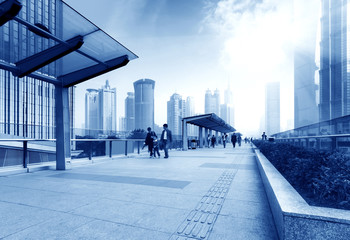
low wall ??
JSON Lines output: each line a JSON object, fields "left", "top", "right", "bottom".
{"left": 254, "top": 148, "right": 350, "bottom": 240}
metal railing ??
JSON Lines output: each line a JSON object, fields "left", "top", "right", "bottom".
{"left": 0, "top": 138, "right": 145, "bottom": 168}
{"left": 274, "top": 133, "right": 350, "bottom": 152}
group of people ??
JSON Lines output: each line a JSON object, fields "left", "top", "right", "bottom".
{"left": 144, "top": 124, "right": 172, "bottom": 158}
{"left": 207, "top": 133, "right": 249, "bottom": 148}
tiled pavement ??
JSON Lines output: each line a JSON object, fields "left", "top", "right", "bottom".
{"left": 0, "top": 144, "right": 278, "bottom": 240}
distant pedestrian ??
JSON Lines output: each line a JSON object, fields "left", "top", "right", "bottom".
{"left": 237, "top": 135, "right": 242, "bottom": 147}
{"left": 222, "top": 133, "right": 228, "bottom": 148}
{"left": 262, "top": 132, "right": 267, "bottom": 141}
{"left": 207, "top": 134, "right": 211, "bottom": 148}
{"left": 211, "top": 135, "right": 216, "bottom": 148}
{"left": 161, "top": 123, "right": 172, "bottom": 158}
{"left": 145, "top": 127, "right": 156, "bottom": 158}
{"left": 231, "top": 133, "right": 237, "bottom": 148}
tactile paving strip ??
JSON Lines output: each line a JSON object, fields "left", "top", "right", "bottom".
{"left": 169, "top": 170, "right": 237, "bottom": 240}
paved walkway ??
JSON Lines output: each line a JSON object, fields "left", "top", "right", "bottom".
{"left": 0, "top": 144, "right": 278, "bottom": 240}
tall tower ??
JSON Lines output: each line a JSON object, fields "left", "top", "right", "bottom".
{"left": 205, "top": 89, "right": 220, "bottom": 115}
{"left": 319, "top": 0, "right": 350, "bottom": 121}
{"left": 99, "top": 80, "right": 116, "bottom": 133}
{"left": 167, "top": 93, "right": 183, "bottom": 136}
{"left": 265, "top": 82, "right": 280, "bottom": 136}
{"left": 125, "top": 92, "right": 135, "bottom": 131}
{"left": 294, "top": 0, "right": 319, "bottom": 128}
{"left": 85, "top": 89, "right": 100, "bottom": 131}
{"left": 85, "top": 80, "right": 116, "bottom": 135}
{"left": 133, "top": 79, "right": 155, "bottom": 130}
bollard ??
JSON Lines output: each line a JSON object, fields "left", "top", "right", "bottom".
{"left": 23, "top": 141, "right": 28, "bottom": 168}
{"left": 109, "top": 141, "right": 112, "bottom": 158}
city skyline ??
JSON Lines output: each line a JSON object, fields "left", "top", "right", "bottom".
{"left": 66, "top": 0, "right": 297, "bottom": 136}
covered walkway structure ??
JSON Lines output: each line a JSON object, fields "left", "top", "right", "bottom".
{"left": 182, "top": 113, "right": 235, "bottom": 150}
{"left": 0, "top": 0, "right": 137, "bottom": 170}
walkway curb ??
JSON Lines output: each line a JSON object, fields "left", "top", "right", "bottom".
{"left": 254, "top": 148, "right": 350, "bottom": 240}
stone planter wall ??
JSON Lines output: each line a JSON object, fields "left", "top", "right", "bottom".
{"left": 254, "top": 148, "right": 350, "bottom": 240}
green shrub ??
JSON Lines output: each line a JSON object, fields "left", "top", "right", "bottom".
{"left": 254, "top": 140, "right": 350, "bottom": 210}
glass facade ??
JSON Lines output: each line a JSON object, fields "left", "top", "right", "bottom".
{"left": 0, "top": 0, "right": 76, "bottom": 139}
{"left": 133, "top": 79, "right": 155, "bottom": 131}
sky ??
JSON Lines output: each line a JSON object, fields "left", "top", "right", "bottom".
{"left": 65, "top": 0, "right": 297, "bottom": 136}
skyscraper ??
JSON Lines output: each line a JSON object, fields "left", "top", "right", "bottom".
{"left": 134, "top": 79, "right": 155, "bottom": 131}
{"left": 221, "top": 84, "right": 234, "bottom": 126}
{"left": 205, "top": 89, "right": 220, "bottom": 115}
{"left": 99, "top": 80, "right": 116, "bottom": 133}
{"left": 265, "top": 82, "right": 280, "bottom": 136}
{"left": 167, "top": 93, "right": 184, "bottom": 136}
{"left": 85, "top": 89, "right": 100, "bottom": 131}
{"left": 0, "top": 0, "right": 75, "bottom": 139}
{"left": 85, "top": 80, "right": 116, "bottom": 135}
{"left": 125, "top": 92, "right": 135, "bottom": 131}
{"left": 185, "top": 96, "right": 196, "bottom": 136}
{"left": 319, "top": 0, "right": 350, "bottom": 121}
{"left": 294, "top": 0, "right": 319, "bottom": 128}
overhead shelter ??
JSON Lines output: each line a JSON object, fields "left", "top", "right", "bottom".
{"left": 182, "top": 113, "right": 235, "bottom": 150}
{"left": 0, "top": 0, "right": 137, "bottom": 170}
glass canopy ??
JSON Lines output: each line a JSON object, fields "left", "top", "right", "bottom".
{"left": 0, "top": 0, "right": 138, "bottom": 83}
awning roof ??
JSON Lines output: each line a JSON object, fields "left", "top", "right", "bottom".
{"left": 0, "top": 0, "right": 138, "bottom": 86}
{"left": 183, "top": 113, "right": 235, "bottom": 133}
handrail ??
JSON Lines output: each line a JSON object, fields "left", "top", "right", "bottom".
{"left": 0, "top": 138, "right": 145, "bottom": 169}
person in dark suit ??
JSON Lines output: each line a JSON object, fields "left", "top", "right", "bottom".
{"left": 160, "top": 123, "right": 172, "bottom": 158}
{"left": 145, "top": 127, "right": 156, "bottom": 158}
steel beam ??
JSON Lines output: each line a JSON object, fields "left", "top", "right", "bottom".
{"left": 60, "top": 55, "right": 129, "bottom": 87}
{"left": 14, "top": 35, "right": 84, "bottom": 78}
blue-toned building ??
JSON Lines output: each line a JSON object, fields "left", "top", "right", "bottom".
{"left": 133, "top": 79, "right": 155, "bottom": 131}
{"left": 0, "top": 0, "right": 75, "bottom": 139}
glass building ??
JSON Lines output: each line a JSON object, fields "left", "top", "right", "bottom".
{"left": 205, "top": 89, "right": 220, "bottom": 115}
{"left": 319, "top": 0, "right": 350, "bottom": 122}
{"left": 0, "top": 0, "right": 75, "bottom": 139}
{"left": 125, "top": 92, "right": 135, "bottom": 131}
{"left": 133, "top": 78, "right": 155, "bottom": 131}
{"left": 265, "top": 82, "right": 280, "bottom": 136}
{"left": 84, "top": 80, "right": 116, "bottom": 136}
{"left": 167, "top": 93, "right": 184, "bottom": 136}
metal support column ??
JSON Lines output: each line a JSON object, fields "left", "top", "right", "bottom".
{"left": 204, "top": 128, "right": 209, "bottom": 148}
{"left": 23, "top": 140, "right": 28, "bottom": 168}
{"left": 198, "top": 126, "right": 203, "bottom": 148}
{"left": 109, "top": 141, "right": 112, "bottom": 158}
{"left": 182, "top": 119, "right": 188, "bottom": 151}
{"left": 125, "top": 141, "right": 128, "bottom": 156}
{"left": 55, "top": 86, "right": 71, "bottom": 170}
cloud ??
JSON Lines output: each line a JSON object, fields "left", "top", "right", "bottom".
{"left": 203, "top": 0, "right": 295, "bottom": 134}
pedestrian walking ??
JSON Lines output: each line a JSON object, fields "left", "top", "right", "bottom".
{"left": 161, "top": 123, "right": 172, "bottom": 158}
{"left": 211, "top": 135, "right": 216, "bottom": 148}
{"left": 237, "top": 134, "right": 242, "bottom": 147}
{"left": 222, "top": 133, "right": 228, "bottom": 148}
{"left": 152, "top": 136, "right": 161, "bottom": 158}
{"left": 262, "top": 132, "right": 267, "bottom": 140}
{"left": 145, "top": 127, "right": 156, "bottom": 158}
{"left": 231, "top": 133, "right": 237, "bottom": 148}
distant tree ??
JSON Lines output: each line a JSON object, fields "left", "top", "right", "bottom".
{"left": 128, "top": 129, "right": 147, "bottom": 139}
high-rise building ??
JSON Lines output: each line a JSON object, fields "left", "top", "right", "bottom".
{"left": 294, "top": 0, "right": 319, "bottom": 128}
{"left": 265, "top": 82, "right": 280, "bottom": 136}
{"left": 85, "top": 89, "right": 100, "bottom": 131}
{"left": 134, "top": 79, "right": 155, "bottom": 131}
{"left": 167, "top": 93, "right": 184, "bottom": 136}
{"left": 205, "top": 89, "right": 220, "bottom": 115}
{"left": 319, "top": 0, "right": 350, "bottom": 121}
{"left": 99, "top": 80, "right": 116, "bottom": 133}
{"left": 85, "top": 80, "right": 116, "bottom": 135}
{"left": 0, "top": 0, "right": 75, "bottom": 139}
{"left": 119, "top": 117, "right": 126, "bottom": 132}
{"left": 185, "top": 96, "right": 196, "bottom": 136}
{"left": 221, "top": 84, "right": 234, "bottom": 126}
{"left": 125, "top": 92, "right": 135, "bottom": 131}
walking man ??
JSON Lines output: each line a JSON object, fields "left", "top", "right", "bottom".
{"left": 145, "top": 127, "right": 156, "bottom": 158}
{"left": 161, "top": 123, "right": 172, "bottom": 158}
{"left": 231, "top": 133, "right": 237, "bottom": 148}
